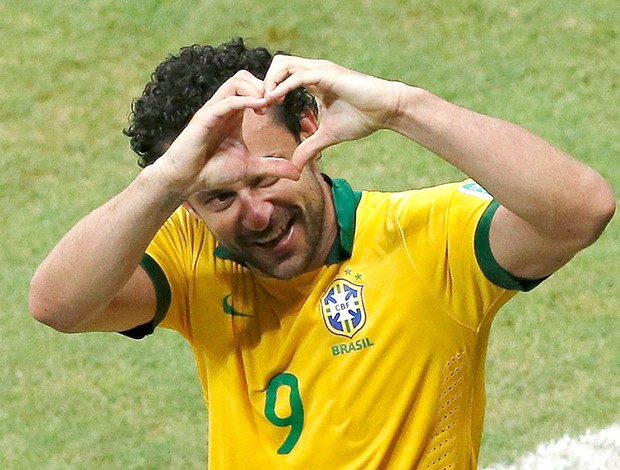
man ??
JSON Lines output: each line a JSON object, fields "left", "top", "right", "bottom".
{"left": 29, "top": 38, "right": 615, "bottom": 468}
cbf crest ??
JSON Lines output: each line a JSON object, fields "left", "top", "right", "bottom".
{"left": 320, "top": 278, "right": 367, "bottom": 339}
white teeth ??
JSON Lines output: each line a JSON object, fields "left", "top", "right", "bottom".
{"left": 256, "top": 220, "right": 289, "bottom": 245}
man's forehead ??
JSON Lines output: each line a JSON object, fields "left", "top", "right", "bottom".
{"left": 240, "top": 108, "right": 298, "bottom": 156}
{"left": 195, "top": 110, "right": 297, "bottom": 193}
{"left": 199, "top": 138, "right": 266, "bottom": 193}
{"left": 240, "top": 108, "right": 288, "bottom": 136}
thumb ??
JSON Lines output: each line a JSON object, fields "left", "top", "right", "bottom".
{"left": 291, "top": 131, "right": 334, "bottom": 170}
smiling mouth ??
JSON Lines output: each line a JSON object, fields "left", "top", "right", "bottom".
{"left": 253, "top": 218, "right": 295, "bottom": 250}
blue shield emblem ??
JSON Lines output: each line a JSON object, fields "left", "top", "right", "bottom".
{"left": 320, "top": 278, "right": 367, "bottom": 339}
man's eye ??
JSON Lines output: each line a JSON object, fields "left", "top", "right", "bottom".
{"left": 206, "top": 192, "right": 235, "bottom": 210}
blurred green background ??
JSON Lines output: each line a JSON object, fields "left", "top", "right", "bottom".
{"left": 1, "top": 0, "right": 618, "bottom": 467}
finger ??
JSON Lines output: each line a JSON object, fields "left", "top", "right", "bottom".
{"left": 264, "top": 56, "right": 320, "bottom": 96}
{"left": 291, "top": 131, "right": 334, "bottom": 170}
{"left": 193, "top": 94, "right": 268, "bottom": 124}
{"left": 264, "top": 74, "right": 321, "bottom": 112}
{"left": 180, "top": 95, "right": 266, "bottom": 154}
{"left": 263, "top": 55, "right": 296, "bottom": 93}
{"left": 210, "top": 70, "right": 267, "bottom": 102}
{"left": 250, "top": 157, "right": 301, "bottom": 182}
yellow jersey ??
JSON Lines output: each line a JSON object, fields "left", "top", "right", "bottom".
{"left": 128, "top": 178, "right": 538, "bottom": 469}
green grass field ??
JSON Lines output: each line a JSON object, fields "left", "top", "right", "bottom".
{"left": 1, "top": 0, "right": 618, "bottom": 467}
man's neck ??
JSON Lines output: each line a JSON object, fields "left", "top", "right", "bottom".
{"left": 306, "top": 176, "right": 339, "bottom": 272}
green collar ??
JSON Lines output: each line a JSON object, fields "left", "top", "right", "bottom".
{"left": 214, "top": 176, "right": 361, "bottom": 265}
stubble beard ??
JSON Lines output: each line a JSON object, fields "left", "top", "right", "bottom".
{"left": 223, "top": 186, "right": 327, "bottom": 280}
{"left": 247, "top": 194, "right": 326, "bottom": 279}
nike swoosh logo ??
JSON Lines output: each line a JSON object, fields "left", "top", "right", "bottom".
{"left": 223, "top": 294, "right": 254, "bottom": 317}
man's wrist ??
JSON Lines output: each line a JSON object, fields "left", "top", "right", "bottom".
{"left": 136, "top": 164, "right": 189, "bottom": 212}
{"left": 386, "top": 84, "right": 428, "bottom": 133}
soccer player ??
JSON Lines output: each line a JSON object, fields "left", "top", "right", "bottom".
{"left": 29, "top": 38, "right": 615, "bottom": 468}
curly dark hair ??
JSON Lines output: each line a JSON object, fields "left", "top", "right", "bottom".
{"left": 123, "top": 38, "right": 318, "bottom": 167}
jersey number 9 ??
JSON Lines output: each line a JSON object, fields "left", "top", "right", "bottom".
{"left": 265, "top": 372, "right": 304, "bottom": 454}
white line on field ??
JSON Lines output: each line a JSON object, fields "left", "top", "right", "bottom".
{"left": 483, "top": 423, "right": 620, "bottom": 470}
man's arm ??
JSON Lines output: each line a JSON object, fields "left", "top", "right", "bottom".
{"left": 264, "top": 56, "right": 615, "bottom": 280}
{"left": 387, "top": 87, "right": 615, "bottom": 279}
{"left": 29, "top": 71, "right": 297, "bottom": 333}
{"left": 29, "top": 166, "right": 178, "bottom": 333}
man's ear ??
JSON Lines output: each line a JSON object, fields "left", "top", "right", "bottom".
{"left": 299, "top": 110, "right": 319, "bottom": 140}
{"left": 182, "top": 201, "right": 201, "bottom": 219}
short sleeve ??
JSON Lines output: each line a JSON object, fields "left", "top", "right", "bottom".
{"left": 120, "top": 207, "right": 214, "bottom": 340}
{"left": 474, "top": 201, "right": 546, "bottom": 292}
{"left": 119, "top": 253, "right": 171, "bottom": 339}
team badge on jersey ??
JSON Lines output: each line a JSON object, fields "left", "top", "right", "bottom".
{"left": 320, "top": 278, "right": 367, "bottom": 339}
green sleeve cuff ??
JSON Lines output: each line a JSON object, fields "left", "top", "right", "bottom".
{"left": 119, "top": 253, "right": 172, "bottom": 339}
{"left": 474, "top": 201, "right": 546, "bottom": 292}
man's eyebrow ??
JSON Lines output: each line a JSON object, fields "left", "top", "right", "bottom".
{"left": 196, "top": 188, "right": 234, "bottom": 199}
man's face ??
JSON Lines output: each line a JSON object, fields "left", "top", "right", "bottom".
{"left": 185, "top": 109, "right": 336, "bottom": 279}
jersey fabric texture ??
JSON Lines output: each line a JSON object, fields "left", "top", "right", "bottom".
{"left": 126, "top": 178, "right": 539, "bottom": 469}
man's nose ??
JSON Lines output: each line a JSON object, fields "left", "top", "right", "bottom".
{"left": 240, "top": 192, "right": 274, "bottom": 232}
